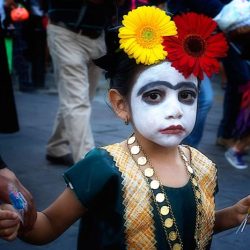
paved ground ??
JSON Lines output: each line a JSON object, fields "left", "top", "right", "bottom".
{"left": 0, "top": 76, "right": 250, "bottom": 250}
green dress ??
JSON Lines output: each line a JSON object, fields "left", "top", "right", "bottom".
{"left": 64, "top": 145, "right": 217, "bottom": 250}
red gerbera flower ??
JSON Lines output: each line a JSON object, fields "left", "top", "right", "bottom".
{"left": 163, "top": 12, "right": 228, "bottom": 80}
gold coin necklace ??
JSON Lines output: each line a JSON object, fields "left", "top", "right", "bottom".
{"left": 127, "top": 134, "right": 203, "bottom": 250}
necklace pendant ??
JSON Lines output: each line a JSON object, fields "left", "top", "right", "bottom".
{"left": 144, "top": 167, "right": 154, "bottom": 177}
{"left": 192, "top": 178, "right": 198, "bottom": 186}
{"left": 130, "top": 145, "right": 140, "bottom": 155}
{"left": 169, "top": 231, "right": 177, "bottom": 241}
{"left": 164, "top": 218, "right": 174, "bottom": 228}
{"left": 150, "top": 179, "right": 160, "bottom": 189}
{"left": 127, "top": 136, "right": 136, "bottom": 145}
{"left": 173, "top": 243, "right": 182, "bottom": 250}
{"left": 138, "top": 156, "right": 147, "bottom": 166}
{"left": 155, "top": 192, "right": 165, "bottom": 202}
{"left": 187, "top": 165, "right": 194, "bottom": 174}
{"left": 160, "top": 206, "right": 170, "bottom": 215}
{"left": 181, "top": 153, "right": 188, "bottom": 162}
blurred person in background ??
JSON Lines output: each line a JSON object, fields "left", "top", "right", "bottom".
{"left": 0, "top": 0, "right": 19, "bottom": 133}
{"left": 43, "top": 0, "right": 118, "bottom": 166}
{"left": 25, "top": 0, "right": 47, "bottom": 89}
{"left": 225, "top": 82, "right": 250, "bottom": 169}
{"left": 10, "top": 0, "right": 36, "bottom": 92}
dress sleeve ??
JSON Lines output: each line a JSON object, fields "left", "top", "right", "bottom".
{"left": 63, "top": 148, "right": 121, "bottom": 210}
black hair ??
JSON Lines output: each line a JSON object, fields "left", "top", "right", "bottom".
{"left": 94, "top": 28, "right": 148, "bottom": 98}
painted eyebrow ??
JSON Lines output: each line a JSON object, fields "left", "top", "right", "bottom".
{"left": 137, "top": 81, "right": 198, "bottom": 96}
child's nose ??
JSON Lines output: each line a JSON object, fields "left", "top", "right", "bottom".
{"left": 165, "top": 99, "right": 183, "bottom": 119}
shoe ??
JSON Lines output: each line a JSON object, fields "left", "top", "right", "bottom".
{"left": 225, "top": 149, "right": 248, "bottom": 169}
{"left": 46, "top": 154, "right": 74, "bottom": 166}
{"left": 216, "top": 137, "right": 235, "bottom": 148}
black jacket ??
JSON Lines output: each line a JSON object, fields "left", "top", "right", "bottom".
{"left": 45, "top": 0, "right": 115, "bottom": 31}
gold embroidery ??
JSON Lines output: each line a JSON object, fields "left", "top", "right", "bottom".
{"left": 182, "top": 145, "right": 217, "bottom": 249}
{"left": 104, "top": 144, "right": 157, "bottom": 249}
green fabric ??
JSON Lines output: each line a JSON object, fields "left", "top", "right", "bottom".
{"left": 4, "top": 38, "right": 13, "bottom": 73}
{"left": 64, "top": 148, "right": 127, "bottom": 250}
{"left": 153, "top": 182, "right": 197, "bottom": 250}
{"left": 64, "top": 147, "right": 212, "bottom": 250}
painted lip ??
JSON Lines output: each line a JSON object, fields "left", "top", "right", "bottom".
{"left": 159, "top": 125, "right": 185, "bottom": 135}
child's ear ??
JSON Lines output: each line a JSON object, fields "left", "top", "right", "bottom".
{"left": 108, "top": 89, "right": 130, "bottom": 122}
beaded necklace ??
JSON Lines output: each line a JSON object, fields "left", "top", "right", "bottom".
{"left": 127, "top": 134, "right": 203, "bottom": 250}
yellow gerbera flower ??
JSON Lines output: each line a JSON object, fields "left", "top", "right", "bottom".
{"left": 118, "top": 6, "right": 177, "bottom": 65}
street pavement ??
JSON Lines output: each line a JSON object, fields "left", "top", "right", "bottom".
{"left": 0, "top": 77, "right": 250, "bottom": 250}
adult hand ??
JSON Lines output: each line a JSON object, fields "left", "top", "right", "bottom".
{"left": 0, "top": 168, "right": 37, "bottom": 232}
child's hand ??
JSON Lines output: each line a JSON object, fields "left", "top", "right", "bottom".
{"left": 0, "top": 204, "right": 20, "bottom": 241}
{"left": 233, "top": 195, "right": 250, "bottom": 225}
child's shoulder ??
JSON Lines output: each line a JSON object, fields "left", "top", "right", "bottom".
{"left": 71, "top": 142, "right": 125, "bottom": 172}
{"left": 64, "top": 143, "right": 123, "bottom": 189}
{"left": 86, "top": 142, "right": 125, "bottom": 159}
{"left": 63, "top": 144, "right": 124, "bottom": 208}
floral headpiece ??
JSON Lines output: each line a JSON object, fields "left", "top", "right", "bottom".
{"left": 118, "top": 7, "right": 228, "bottom": 80}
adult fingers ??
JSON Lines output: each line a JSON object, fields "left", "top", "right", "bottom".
{"left": 2, "top": 231, "right": 19, "bottom": 241}
{"left": 0, "top": 217, "right": 19, "bottom": 229}
{"left": 0, "top": 224, "right": 20, "bottom": 241}
{"left": 0, "top": 209, "right": 20, "bottom": 240}
{"left": 0, "top": 207, "right": 18, "bottom": 221}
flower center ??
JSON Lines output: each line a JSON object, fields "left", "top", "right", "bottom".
{"left": 138, "top": 26, "right": 159, "bottom": 48}
{"left": 183, "top": 35, "right": 206, "bottom": 57}
{"left": 142, "top": 27, "right": 154, "bottom": 40}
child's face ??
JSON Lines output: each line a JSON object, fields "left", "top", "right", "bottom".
{"left": 129, "top": 61, "right": 198, "bottom": 147}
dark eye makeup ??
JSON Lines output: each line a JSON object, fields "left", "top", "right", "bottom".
{"left": 178, "top": 90, "right": 197, "bottom": 105}
{"left": 142, "top": 89, "right": 166, "bottom": 104}
{"left": 141, "top": 87, "right": 197, "bottom": 105}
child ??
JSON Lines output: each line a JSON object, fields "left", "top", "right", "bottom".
{"left": 0, "top": 6, "right": 250, "bottom": 250}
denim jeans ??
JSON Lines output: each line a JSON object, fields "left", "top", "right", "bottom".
{"left": 182, "top": 76, "right": 213, "bottom": 147}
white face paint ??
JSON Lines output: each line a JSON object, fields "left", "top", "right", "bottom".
{"left": 130, "top": 61, "right": 198, "bottom": 147}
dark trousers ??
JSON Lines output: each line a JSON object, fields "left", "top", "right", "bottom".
{"left": 27, "top": 15, "right": 47, "bottom": 88}
{"left": 13, "top": 16, "right": 46, "bottom": 89}
{"left": 0, "top": 29, "right": 19, "bottom": 133}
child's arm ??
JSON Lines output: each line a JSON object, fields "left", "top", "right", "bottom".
{"left": 0, "top": 204, "right": 20, "bottom": 241}
{"left": 19, "top": 187, "right": 86, "bottom": 245}
{"left": 214, "top": 195, "right": 250, "bottom": 233}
